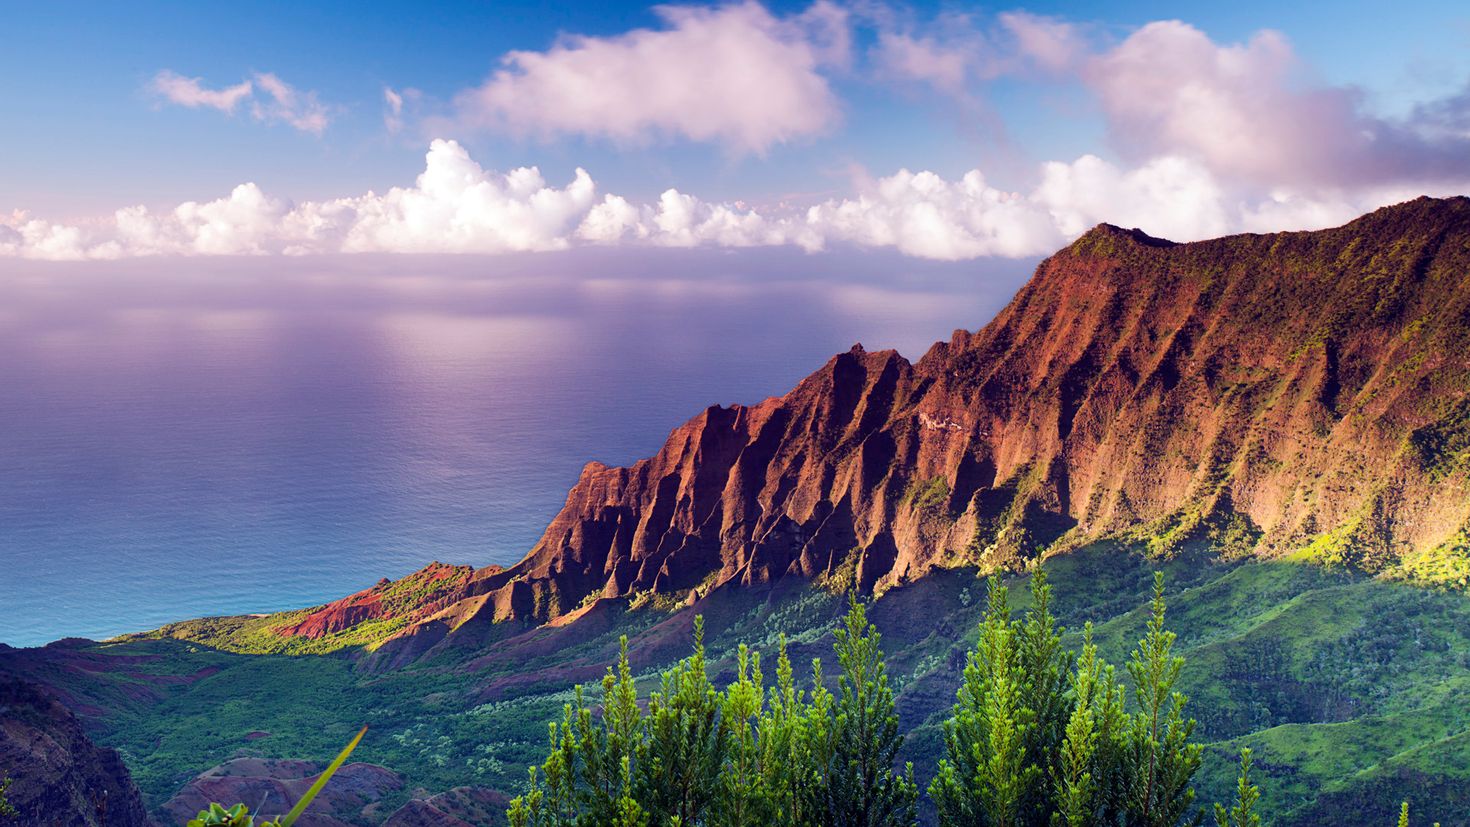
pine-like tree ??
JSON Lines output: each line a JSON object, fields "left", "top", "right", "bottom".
{"left": 822, "top": 596, "right": 919, "bottom": 827}
{"left": 0, "top": 777, "right": 16, "bottom": 820}
{"left": 1213, "top": 749, "right": 1260, "bottom": 827}
{"left": 715, "top": 644, "right": 769, "bottom": 827}
{"left": 930, "top": 576, "right": 1036, "bottom": 827}
{"left": 1055, "top": 623, "right": 1109, "bottom": 827}
{"left": 638, "top": 617, "right": 728, "bottom": 826}
{"left": 1124, "top": 572, "right": 1204, "bottom": 827}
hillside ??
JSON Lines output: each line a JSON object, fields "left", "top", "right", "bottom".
{"left": 147, "top": 196, "right": 1470, "bottom": 661}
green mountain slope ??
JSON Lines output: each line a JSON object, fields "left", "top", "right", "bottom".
{"left": 7, "top": 549, "right": 1468, "bottom": 824}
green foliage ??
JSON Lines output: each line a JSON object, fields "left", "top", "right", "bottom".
{"left": 0, "top": 776, "right": 16, "bottom": 819}
{"left": 822, "top": 596, "right": 919, "bottom": 826}
{"left": 35, "top": 546, "right": 1470, "bottom": 826}
{"left": 187, "top": 803, "right": 258, "bottom": 827}
{"left": 1126, "top": 573, "right": 1205, "bottom": 827}
{"left": 1213, "top": 749, "right": 1260, "bottom": 827}
{"left": 904, "top": 476, "right": 953, "bottom": 516}
{"left": 931, "top": 570, "right": 1203, "bottom": 827}
{"left": 508, "top": 601, "right": 916, "bottom": 827}
{"left": 187, "top": 725, "right": 365, "bottom": 827}
{"left": 1390, "top": 801, "right": 1443, "bottom": 827}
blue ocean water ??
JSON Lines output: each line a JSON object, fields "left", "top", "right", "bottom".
{"left": 0, "top": 247, "right": 1033, "bottom": 647}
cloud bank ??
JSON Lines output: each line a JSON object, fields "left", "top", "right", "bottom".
{"left": 5, "top": 140, "right": 1459, "bottom": 262}
{"left": 13, "top": 12, "right": 1463, "bottom": 262}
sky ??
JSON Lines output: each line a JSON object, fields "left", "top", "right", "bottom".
{"left": 3, "top": 0, "right": 1470, "bottom": 262}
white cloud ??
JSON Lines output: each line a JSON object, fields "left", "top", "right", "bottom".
{"left": 803, "top": 169, "right": 1061, "bottom": 259}
{"left": 150, "top": 71, "right": 253, "bottom": 112}
{"left": 9, "top": 139, "right": 1463, "bottom": 263}
{"left": 872, "top": 32, "right": 973, "bottom": 92}
{"left": 149, "top": 70, "right": 332, "bottom": 134}
{"left": 997, "top": 11, "right": 1085, "bottom": 74}
{"left": 250, "top": 73, "right": 330, "bottom": 135}
{"left": 452, "top": 1, "right": 845, "bottom": 153}
{"left": 1033, "top": 155, "right": 1229, "bottom": 241}
{"left": 1083, "top": 21, "right": 1470, "bottom": 188}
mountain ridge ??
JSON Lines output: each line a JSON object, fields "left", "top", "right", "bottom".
{"left": 140, "top": 196, "right": 1470, "bottom": 661}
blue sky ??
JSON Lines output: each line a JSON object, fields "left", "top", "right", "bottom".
{"left": 2, "top": 0, "right": 1469, "bottom": 260}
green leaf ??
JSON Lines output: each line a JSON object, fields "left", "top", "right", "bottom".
{"left": 276, "top": 725, "right": 367, "bottom": 827}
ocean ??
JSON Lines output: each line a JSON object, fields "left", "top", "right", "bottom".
{"left": 0, "top": 246, "right": 1033, "bottom": 646}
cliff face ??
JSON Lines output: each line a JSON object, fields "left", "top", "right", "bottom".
{"left": 416, "top": 197, "right": 1470, "bottom": 630}
{"left": 216, "top": 197, "right": 1470, "bottom": 658}
{"left": 0, "top": 676, "right": 154, "bottom": 827}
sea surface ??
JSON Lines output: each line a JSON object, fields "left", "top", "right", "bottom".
{"left": 0, "top": 247, "right": 1034, "bottom": 647}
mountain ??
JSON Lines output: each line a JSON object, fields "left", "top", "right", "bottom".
{"left": 0, "top": 674, "right": 154, "bottom": 827}
{"left": 147, "top": 196, "right": 1470, "bottom": 662}
{"left": 8, "top": 198, "right": 1470, "bottom": 826}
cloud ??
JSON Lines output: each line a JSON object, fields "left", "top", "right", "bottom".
{"left": 861, "top": 13, "right": 1470, "bottom": 192}
{"left": 149, "top": 70, "right": 332, "bottom": 134}
{"left": 872, "top": 31, "right": 973, "bottom": 92}
{"left": 1083, "top": 21, "right": 1470, "bottom": 188}
{"left": 997, "top": 12, "right": 1085, "bottom": 74}
{"left": 866, "top": 10, "right": 1085, "bottom": 95}
{"left": 150, "top": 71, "right": 253, "bottom": 112}
{"left": 452, "top": 1, "right": 845, "bottom": 153}
{"left": 7, "top": 140, "right": 1463, "bottom": 263}
{"left": 249, "top": 73, "right": 330, "bottom": 135}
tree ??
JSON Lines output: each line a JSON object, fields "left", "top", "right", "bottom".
{"left": 1056, "top": 623, "right": 1127, "bottom": 827}
{"left": 1124, "top": 572, "right": 1204, "bottom": 827}
{"left": 507, "top": 638, "right": 647, "bottom": 827}
{"left": 1213, "top": 749, "right": 1261, "bottom": 827}
{"left": 510, "top": 571, "right": 1225, "bottom": 827}
{"left": 822, "top": 596, "right": 918, "bottom": 827}
{"left": 715, "top": 643, "right": 770, "bottom": 827}
{"left": 930, "top": 576, "right": 1036, "bottom": 827}
{"left": 639, "top": 617, "right": 728, "bottom": 825}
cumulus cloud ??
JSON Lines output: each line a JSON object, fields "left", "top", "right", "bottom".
{"left": 7, "top": 140, "right": 1463, "bottom": 263}
{"left": 149, "top": 70, "right": 332, "bottom": 134}
{"left": 452, "top": 1, "right": 845, "bottom": 153}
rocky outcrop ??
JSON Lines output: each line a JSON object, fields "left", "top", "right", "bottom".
{"left": 162, "top": 759, "right": 510, "bottom": 827}
{"left": 161, "top": 758, "right": 405, "bottom": 826}
{"left": 0, "top": 676, "right": 154, "bottom": 827}
{"left": 382, "top": 787, "right": 510, "bottom": 827}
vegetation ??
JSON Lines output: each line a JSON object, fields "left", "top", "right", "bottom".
{"left": 0, "top": 776, "right": 16, "bottom": 819}
{"left": 499, "top": 567, "right": 1458, "bottom": 827}
{"left": 507, "top": 572, "right": 1215, "bottom": 826}
{"left": 928, "top": 571, "right": 1204, "bottom": 826}
{"left": 22, "top": 547, "right": 1470, "bottom": 826}
{"left": 505, "top": 600, "right": 916, "bottom": 826}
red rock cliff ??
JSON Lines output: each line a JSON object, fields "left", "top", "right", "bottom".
{"left": 289, "top": 197, "right": 1470, "bottom": 657}
{"left": 447, "top": 196, "right": 1470, "bottom": 628}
